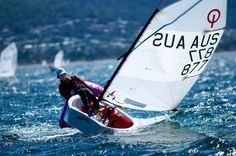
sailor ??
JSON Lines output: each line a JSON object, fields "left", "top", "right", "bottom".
{"left": 56, "top": 67, "right": 100, "bottom": 116}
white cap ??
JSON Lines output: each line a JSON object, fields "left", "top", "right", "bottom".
{"left": 56, "top": 67, "right": 67, "bottom": 79}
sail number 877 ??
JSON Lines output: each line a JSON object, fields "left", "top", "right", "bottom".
{"left": 181, "top": 47, "right": 214, "bottom": 75}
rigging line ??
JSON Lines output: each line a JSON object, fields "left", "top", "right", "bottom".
{"left": 101, "top": 99, "right": 124, "bottom": 108}
{"left": 130, "top": 0, "right": 202, "bottom": 52}
{"left": 102, "top": 98, "right": 146, "bottom": 110}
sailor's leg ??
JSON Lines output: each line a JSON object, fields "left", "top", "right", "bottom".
{"left": 77, "top": 89, "right": 90, "bottom": 111}
{"left": 83, "top": 88, "right": 100, "bottom": 111}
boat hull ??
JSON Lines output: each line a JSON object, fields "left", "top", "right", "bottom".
{"left": 63, "top": 95, "right": 134, "bottom": 135}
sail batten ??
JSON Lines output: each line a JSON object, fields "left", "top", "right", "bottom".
{"left": 100, "top": 0, "right": 227, "bottom": 111}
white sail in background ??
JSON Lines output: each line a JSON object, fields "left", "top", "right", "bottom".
{"left": 101, "top": 0, "right": 227, "bottom": 111}
{"left": 41, "top": 60, "right": 48, "bottom": 66}
{"left": 53, "top": 50, "right": 64, "bottom": 68}
{"left": 0, "top": 43, "right": 18, "bottom": 77}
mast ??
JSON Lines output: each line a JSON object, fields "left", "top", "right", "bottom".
{"left": 98, "top": 8, "right": 159, "bottom": 102}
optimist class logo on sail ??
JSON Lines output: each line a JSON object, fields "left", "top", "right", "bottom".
{"left": 207, "top": 9, "right": 221, "bottom": 28}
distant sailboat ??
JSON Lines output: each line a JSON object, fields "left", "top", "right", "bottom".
{"left": 53, "top": 50, "right": 64, "bottom": 68}
{"left": 41, "top": 60, "right": 48, "bottom": 67}
{"left": 0, "top": 43, "right": 18, "bottom": 77}
{"left": 49, "top": 50, "right": 64, "bottom": 72}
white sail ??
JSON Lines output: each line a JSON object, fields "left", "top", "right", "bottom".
{"left": 53, "top": 50, "right": 64, "bottom": 68}
{"left": 41, "top": 60, "right": 48, "bottom": 66}
{"left": 101, "top": 0, "right": 227, "bottom": 111}
{"left": 0, "top": 43, "right": 18, "bottom": 77}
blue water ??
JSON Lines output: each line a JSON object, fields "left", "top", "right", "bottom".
{"left": 0, "top": 52, "right": 236, "bottom": 155}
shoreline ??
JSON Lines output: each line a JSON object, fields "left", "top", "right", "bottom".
{"left": 18, "top": 50, "right": 236, "bottom": 67}
{"left": 19, "top": 58, "right": 116, "bottom": 67}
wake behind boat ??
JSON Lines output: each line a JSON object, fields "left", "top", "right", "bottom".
{"left": 60, "top": 0, "right": 227, "bottom": 134}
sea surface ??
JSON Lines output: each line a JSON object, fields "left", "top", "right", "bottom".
{"left": 0, "top": 52, "right": 236, "bottom": 155}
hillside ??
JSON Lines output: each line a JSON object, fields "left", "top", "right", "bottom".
{"left": 0, "top": 0, "right": 235, "bottom": 64}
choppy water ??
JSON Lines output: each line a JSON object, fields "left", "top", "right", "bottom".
{"left": 0, "top": 52, "right": 236, "bottom": 155}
